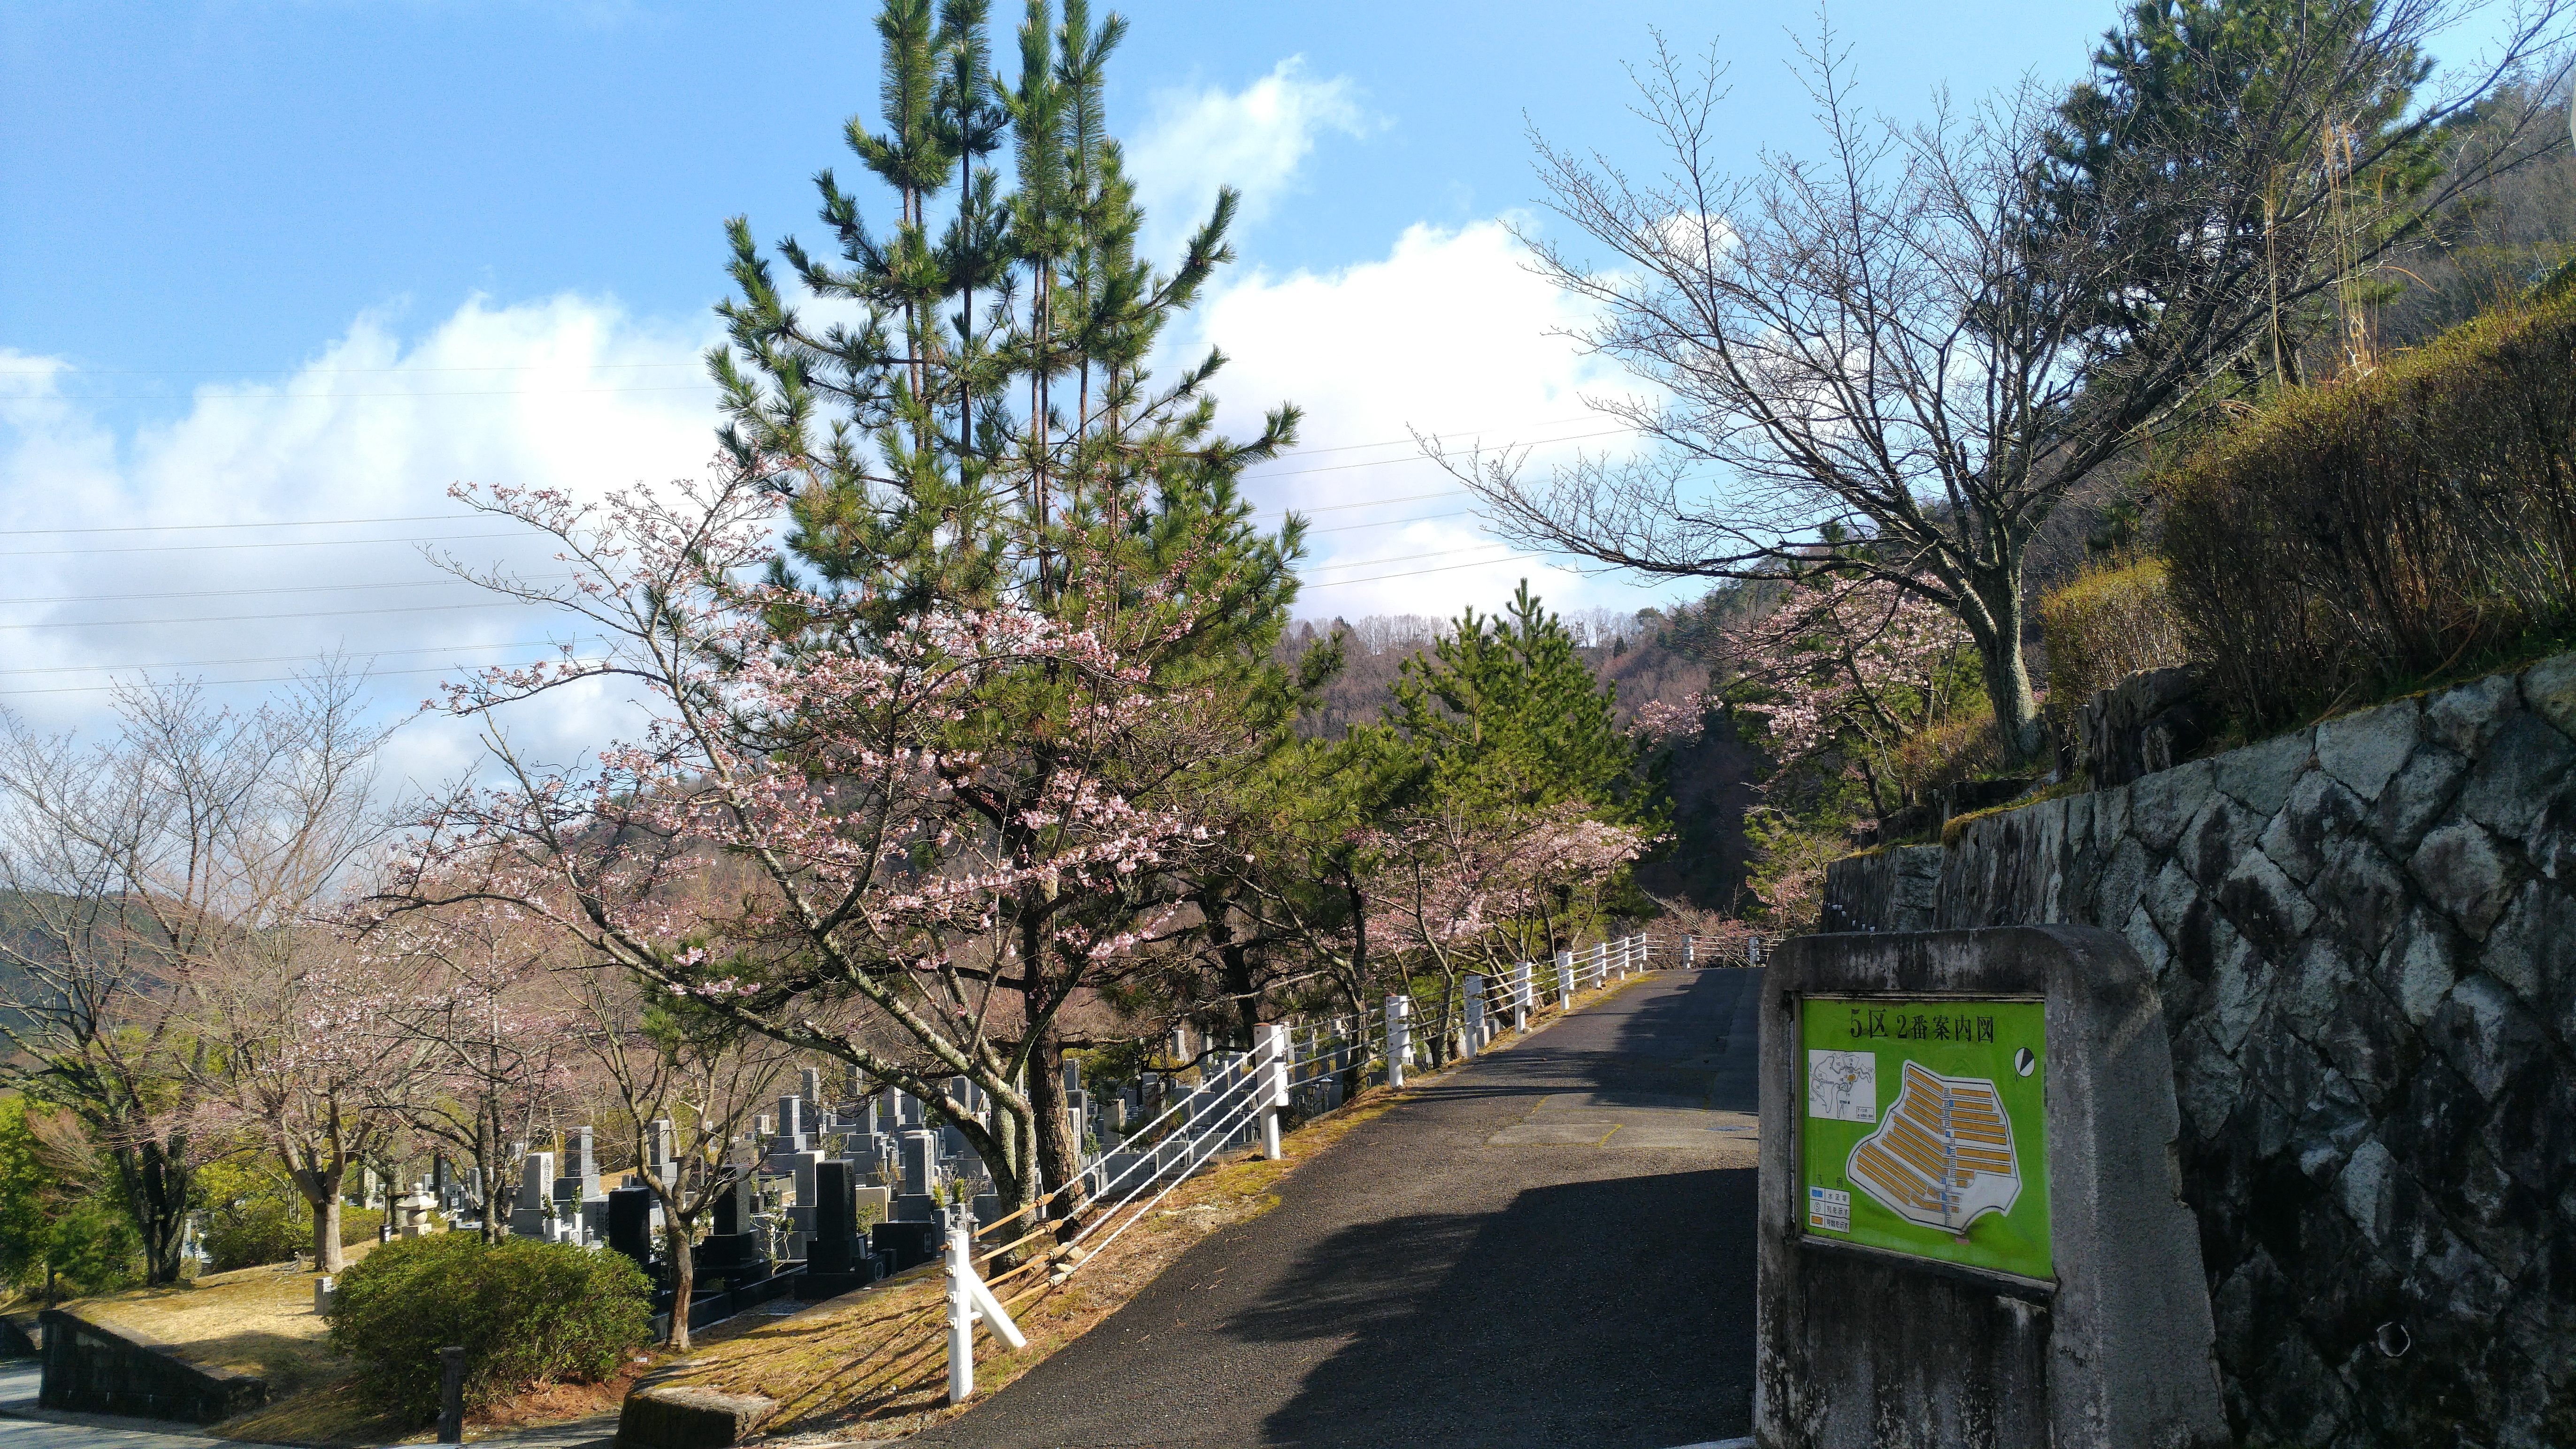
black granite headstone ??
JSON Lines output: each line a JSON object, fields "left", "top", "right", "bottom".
{"left": 606, "top": 1184, "right": 654, "bottom": 1269}
{"left": 809, "top": 1160, "right": 856, "bottom": 1273}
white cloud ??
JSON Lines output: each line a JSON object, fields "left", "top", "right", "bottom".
{"left": 1128, "top": 57, "right": 1369, "bottom": 257}
{"left": 0, "top": 295, "right": 724, "bottom": 795}
{"left": 1179, "top": 218, "right": 1683, "bottom": 624}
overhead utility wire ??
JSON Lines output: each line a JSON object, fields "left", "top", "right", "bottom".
{"left": 0, "top": 575, "right": 572, "bottom": 608}
{"left": 0, "top": 530, "right": 527, "bottom": 559}
{"left": 0, "top": 639, "right": 612, "bottom": 678}
{"left": 0, "top": 657, "right": 604, "bottom": 700}
{"left": 0, "top": 600, "right": 541, "bottom": 632}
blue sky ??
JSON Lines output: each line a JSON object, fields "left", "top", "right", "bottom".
{"left": 5, "top": 0, "right": 2101, "bottom": 379}
{"left": 0, "top": 0, "right": 2531, "bottom": 781}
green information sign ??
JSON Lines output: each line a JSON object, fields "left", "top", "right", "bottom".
{"left": 1798, "top": 996, "right": 2052, "bottom": 1281}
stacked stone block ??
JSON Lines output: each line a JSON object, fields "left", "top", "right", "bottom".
{"left": 1823, "top": 655, "right": 2576, "bottom": 1449}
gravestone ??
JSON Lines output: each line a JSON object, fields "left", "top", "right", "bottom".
{"left": 893, "top": 1129, "right": 938, "bottom": 1222}
{"left": 606, "top": 1184, "right": 655, "bottom": 1269}
{"left": 775, "top": 1096, "right": 807, "bottom": 1151}
{"left": 645, "top": 1119, "right": 674, "bottom": 1175}
{"left": 556, "top": 1126, "right": 602, "bottom": 1204}
{"left": 806, "top": 1160, "right": 859, "bottom": 1272}
{"left": 1755, "top": 926, "right": 2226, "bottom": 1449}
{"left": 509, "top": 1152, "right": 555, "bottom": 1238}
{"left": 697, "top": 1171, "right": 766, "bottom": 1275}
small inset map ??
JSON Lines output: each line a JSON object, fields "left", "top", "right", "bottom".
{"left": 1845, "top": 1060, "right": 2022, "bottom": 1233}
{"left": 1807, "top": 1049, "right": 1877, "bottom": 1123}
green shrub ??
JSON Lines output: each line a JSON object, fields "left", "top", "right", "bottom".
{"left": 2038, "top": 560, "right": 2189, "bottom": 725}
{"left": 2158, "top": 293, "right": 2576, "bottom": 726}
{"left": 330, "top": 1234, "right": 651, "bottom": 1423}
{"left": 1887, "top": 708, "right": 2008, "bottom": 803}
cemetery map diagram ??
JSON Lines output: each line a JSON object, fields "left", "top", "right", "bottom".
{"left": 1845, "top": 1060, "right": 2023, "bottom": 1232}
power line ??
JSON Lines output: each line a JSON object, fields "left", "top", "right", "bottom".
{"left": 1308, "top": 508, "right": 1478, "bottom": 534}
{"left": 1303, "top": 542, "right": 1515, "bottom": 574}
{"left": 0, "top": 575, "right": 569, "bottom": 608}
{"left": 0, "top": 530, "right": 527, "bottom": 559}
{"left": 1240, "top": 427, "right": 1629, "bottom": 482}
{"left": 23, "top": 384, "right": 724, "bottom": 402}
{"left": 0, "top": 657, "right": 606, "bottom": 699}
{"left": 1297, "top": 552, "right": 1576, "bottom": 592}
{"left": 0, "top": 597, "right": 538, "bottom": 633}
{"left": 7, "top": 513, "right": 468, "bottom": 537}
{"left": 0, "top": 638, "right": 609, "bottom": 678}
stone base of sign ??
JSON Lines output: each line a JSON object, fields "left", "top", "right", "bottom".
{"left": 1756, "top": 926, "right": 2228, "bottom": 1449}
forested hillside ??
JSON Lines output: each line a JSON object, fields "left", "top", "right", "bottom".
{"left": 1278, "top": 608, "right": 1763, "bottom": 911}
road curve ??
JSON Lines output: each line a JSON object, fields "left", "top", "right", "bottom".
{"left": 912, "top": 966, "right": 1765, "bottom": 1449}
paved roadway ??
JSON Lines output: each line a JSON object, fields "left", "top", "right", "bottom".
{"left": 912, "top": 967, "right": 1766, "bottom": 1449}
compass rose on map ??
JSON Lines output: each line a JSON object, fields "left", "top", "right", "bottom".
{"left": 1844, "top": 1060, "right": 2023, "bottom": 1233}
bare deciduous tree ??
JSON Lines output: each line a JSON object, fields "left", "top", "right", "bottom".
{"left": 0, "top": 667, "right": 388, "bottom": 1282}
{"left": 1450, "top": 3, "right": 2569, "bottom": 757}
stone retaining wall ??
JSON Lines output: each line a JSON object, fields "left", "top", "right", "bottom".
{"left": 37, "top": 1307, "right": 266, "bottom": 1423}
{"left": 1821, "top": 655, "right": 2576, "bottom": 1449}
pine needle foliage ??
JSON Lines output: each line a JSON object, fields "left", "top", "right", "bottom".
{"left": 704, "top": 0, "right": 1312, "bottom": 1206}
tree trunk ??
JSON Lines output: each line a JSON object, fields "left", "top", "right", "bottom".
{"left": 1024, "top": 1028, "right": 1085, "bottom": 1235}
{"left": 1966, "top": 565, "right": 2043, "bottom": 763}
{"left": 124, "top": 1136, "right": 192, "bottom": 1286}
{"left": 665, "top": 1217, "right": 696, "bottom": 1350}
{"left": 309, "top": 1173, "right": 347, "bottom": 1273}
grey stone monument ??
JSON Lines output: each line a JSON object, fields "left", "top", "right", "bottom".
{"left": 1755, "top": 926, "right": 2227, "bottom": 1449}
{"left": 509, "top": 1152, "right": 555, "bottom": 1238}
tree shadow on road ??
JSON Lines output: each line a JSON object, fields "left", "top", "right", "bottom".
{"left": 1224, "top": 1167, "right": 1758, "bottom": 1449}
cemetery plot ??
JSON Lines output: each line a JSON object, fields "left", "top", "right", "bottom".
{"left": 1844, "top": 1061, "right": 2022, "bottom": 1231}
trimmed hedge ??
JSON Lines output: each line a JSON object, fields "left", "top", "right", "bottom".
{"left": 2037, "top": 560, "right": 2189, "bottom": 726}
{"left": 328, "top": 1234, "right": 650, "bottom": 1424}
{"left": 2159, "top": 293, "right": 2576, "bottom": 726}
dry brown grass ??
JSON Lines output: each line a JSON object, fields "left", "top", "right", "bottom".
{"left": 71, "top": 1241, "right": 378, "bottom": 1396}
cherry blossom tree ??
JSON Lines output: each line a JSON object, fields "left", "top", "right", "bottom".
{"left": 197, "top": 936, "right": 426, "bottom": 1272}
{"left": 557, "top": 960, "right": 796, "bottom": 1349}
{"left": 1363, "top": 802, "right": 1648, "bottom": 1063}
{"left": 1699, "top": 572, "right": 1975, "bottom": 818}
{"left": 370, "top": 904, "right": 585, "bottom": 1242}
{"left": 365, "top": 465, "right": 1235, "bottom": 1225}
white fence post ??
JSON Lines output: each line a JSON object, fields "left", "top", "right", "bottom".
{"left": 1385, "top": 995, "right": 1411, "bottom": 1088}
{"left": 1463, "top": 975, "right": 1486, "bottom": 1059}
{"left": 945, "top": 1220, "right": 1027, "bottom": 1405}
{"left": 1592, "top": 940, "right": 1609, "bottom": 989}
{"left": 946, "top": 1225, "right": 975, "bottom": 1403}
{"left": 1555, "top": 950, "right": 1577, "bottom": 1007}
{"left": 1512, "top": 961, "right": 1533, "bottom": 1031}
{"left": 1684, "top": 935, "right": 1697, "bottom": 968}
{"left": 1257, "top": 1022, "right": 1290, "bottom": 1159}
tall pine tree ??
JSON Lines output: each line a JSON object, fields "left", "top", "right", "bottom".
{"left": 709, "top": 0, "right": 1307, "bottom": 1216}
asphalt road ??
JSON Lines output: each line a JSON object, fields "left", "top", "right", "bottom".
{"left": 912, "top": 966, "right": 1765, "bottom": 1449}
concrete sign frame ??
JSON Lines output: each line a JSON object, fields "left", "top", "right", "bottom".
{"left": 1755, "top": 925, "right": 2227, "bottom": 1449}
